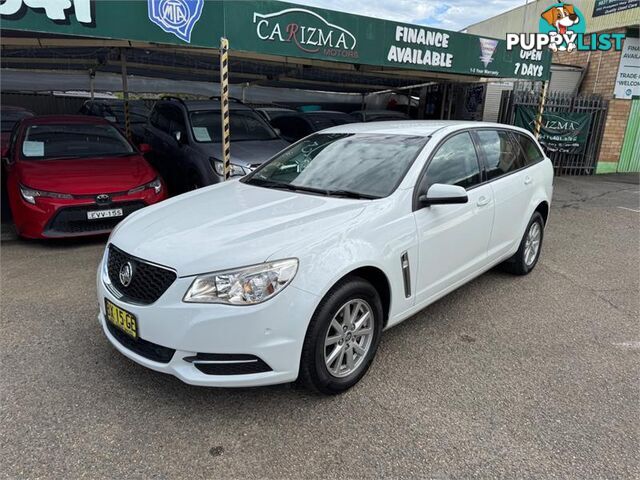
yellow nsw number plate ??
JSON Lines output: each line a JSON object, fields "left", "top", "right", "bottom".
{"left": 105, "top": 299, "right": 138, "bottom": 339}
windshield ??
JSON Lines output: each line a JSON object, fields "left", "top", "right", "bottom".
{"left": 21, "top": 123, "right": 134, "bottom": 160}
{"left": 244, "top": 133, "right": 428, "bottom": 198}
{"left": 190, "top": 110, "right": 277, "bottom": 142}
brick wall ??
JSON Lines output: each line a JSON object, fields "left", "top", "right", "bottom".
{"left": 553, "top": 28, "right": 631, "bottom": 169}
{"left": 599, "top": 99, "right": 632, "bottom": 163}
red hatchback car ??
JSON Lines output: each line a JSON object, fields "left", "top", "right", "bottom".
{"left": 2, "top": 115, "right": 167, "bottom": 239}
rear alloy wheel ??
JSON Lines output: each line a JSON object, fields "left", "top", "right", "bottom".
{"left": 501, "top": 212, "right": 545, "bottom": 275}
{"left": 299, "top": 277, "right": 383, "bottom": 394}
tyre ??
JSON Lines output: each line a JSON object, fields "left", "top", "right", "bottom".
{"left": 501, "top": 212, "right": 545, "bottom": 275}
{"left": 299, "top": 277, "right": 383, "bottom": 395}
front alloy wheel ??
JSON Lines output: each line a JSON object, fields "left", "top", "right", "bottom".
{"left": 324, "top": 299, "right": 375, "bottom": 378}
{"left": 299, "top": 277, "right": 383, "bottom": 394}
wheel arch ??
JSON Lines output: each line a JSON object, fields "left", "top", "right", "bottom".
{"left": 333, "top": 266, "right": 392, "bottom": 328}
{"left": 535, "top": 200, "right": 549, "bottom": 225}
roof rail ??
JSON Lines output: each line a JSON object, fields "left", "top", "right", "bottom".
{"left": 209, "top": 95, "right": 244, "bottom": 104}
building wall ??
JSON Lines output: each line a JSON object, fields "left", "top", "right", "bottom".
{"left": 467, "top": 0, "right": 638, "bottom": 172}
{"left": 465, "top": 1, "right": 639, "bottom": 38}
{"left": 553, "top": 29, "right": 632, "bottom": 170}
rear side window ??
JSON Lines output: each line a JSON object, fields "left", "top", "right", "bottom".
{"left": 425, "top": 132, "right": 481, "bottom": 189}
{"left": 476, "top": 130, "right": 524, "bottom": 180}
{"left": 513, "top": 133, "right": 544, "bottom": 165}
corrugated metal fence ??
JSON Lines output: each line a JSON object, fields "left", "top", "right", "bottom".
{"left": 618, "top": 97, "right": 640, "bottom": 173}
{"left": 1, "top": 92, "right": 86, "bottom": 115}
{"left": 499, "top": 89, "right": 609, "bottom": 175}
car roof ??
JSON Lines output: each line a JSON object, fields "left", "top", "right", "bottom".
{"left": 160, "top": 99, "right": 254, "bottom": 112}
{"left": 322, "top": 120, "right": 535, "bottom": 137}
{"left": 257, "top": 107, "right": 295, "bottom": 112}
{"left": 20, "top": 115, "right": 112, "bottom": 126}
{"left": 351, "top": 110, "right": 408, "bottom": 116}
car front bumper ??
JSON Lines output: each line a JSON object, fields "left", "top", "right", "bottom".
{"left": 96, "top": 251, "right": 319, "bottom": 387}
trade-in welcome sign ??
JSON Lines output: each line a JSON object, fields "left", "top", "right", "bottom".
{"left": 515, "top": 107, "right": 592, "bottom": 154}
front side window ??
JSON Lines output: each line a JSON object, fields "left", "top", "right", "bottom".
{"left": 244, "top": 133, "right": 428, "bottom": 198}
{"left": 425, "top": 132, "right": 481, "bottom": 189}
{"left": 21, "top": 123, "right": 134, "bottom": 160}
{"left": 476, "top": 130, "right": 525, "bottom": 179}
{"left": 190, "top": 110, "right": 277, "bottom": 142}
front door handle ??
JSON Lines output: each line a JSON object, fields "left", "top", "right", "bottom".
{"left": 477, "top": 196, "right": 490, "bottom": 207}
{"left": 524, "top": 175, "right": 533, "bottom": 185}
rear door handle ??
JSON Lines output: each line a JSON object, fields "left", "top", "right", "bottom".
{"left": 477, "top": 196, "right": 490, "bottom": 207}
{"left": 524, "top": 175, "right": 533, "bottom": 185}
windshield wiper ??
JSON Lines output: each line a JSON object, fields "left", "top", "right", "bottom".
{"left": 325, "top": 190, "right": 378, "bottom": 200}
{"left": 247, "top": 178, "right": 329, "bottom": 196}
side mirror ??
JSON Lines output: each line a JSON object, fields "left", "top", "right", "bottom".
{"left": 173, "top": 131, "right": 184, "bottom": 144}
{"left": 273, "top": 127, "right": 282, "bottom": 136}
{"left": 138, "top": 143, "right": 152, "bottom": 154}
{"left": 418, "top": 183, "right": 468, "bottom": 207}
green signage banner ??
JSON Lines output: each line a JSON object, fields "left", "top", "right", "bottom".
{"left": 515, "top": 106, "right": 592, "bottom": 154}
{"left": 0, "top": 0, "right": 551, "bottom": 81}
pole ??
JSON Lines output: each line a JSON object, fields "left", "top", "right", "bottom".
{"left": 219, "top": 37, "right": 231, "bottom": 181}
{"left": 534, "top": 80, "right": 549, "bottom": 139}
{"left": 89, "top": 69, "right": 95, "bottom": 100}
{"left": 120, "top": 48, "right": 131, "bottom": 141}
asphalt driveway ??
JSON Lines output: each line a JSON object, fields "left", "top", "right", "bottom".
{"left": 1, "top": 174, "right": 638, "bottom": 479}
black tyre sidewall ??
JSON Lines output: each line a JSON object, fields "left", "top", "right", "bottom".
{"left": 301, "top": 277, "right": 383, "bottom": 394}
{"left": 516, "top": 212, "right": 544, "bottom": 274}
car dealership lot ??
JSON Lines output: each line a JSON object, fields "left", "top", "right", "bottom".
{"left": 1, "top": 175, "right": 638, "bottom": 478}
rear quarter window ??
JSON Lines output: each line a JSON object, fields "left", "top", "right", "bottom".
{"left": 513, "top": 133, "right": 545, "bottom": 166}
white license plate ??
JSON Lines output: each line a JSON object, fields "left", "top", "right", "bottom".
{"left": 87, "top": 208, "right": 123, "bottom": 220}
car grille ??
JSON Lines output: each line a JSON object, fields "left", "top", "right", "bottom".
{"left": 107, "top": 245, "right": 177, "bottom": 305}
{"left": 44, "top": 201, "right": 146, "bottom": 236}
{"left": 105, "top": 320, "right": 175, "bottom": 363}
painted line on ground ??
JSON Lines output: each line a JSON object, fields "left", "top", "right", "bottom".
{"left": 617, "top": 206, "right": 640, "bottom": 213}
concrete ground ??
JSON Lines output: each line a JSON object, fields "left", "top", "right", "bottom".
{"left": 1, "top": 174, "right": 638, "bottom": 479}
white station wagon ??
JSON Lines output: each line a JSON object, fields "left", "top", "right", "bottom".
{"left": 97, "top": 121, "right": 553, "bottom": 394}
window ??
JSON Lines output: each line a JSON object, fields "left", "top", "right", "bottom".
{"left": 21, "top": 123, "right": 133, "bottom": 159}
{"left": 270, "top": 116, "right": 313, "bottom": 142}
{"left": 190, "top": 110, "right": 277, "bottom": 142}
{"left": 513, "top": 132, "right": 544, "bottom": 166}
{"left": 476, "top": 130, "right": 524, "bottom": 179}
{"left": 150, "top": 105, "right": 171, "bottom": 133}
{"left": 425, "top": 132, "right": 481, "bottom": 189}
{"left": 245, "top": 133, "right": 428, "bottom": 198}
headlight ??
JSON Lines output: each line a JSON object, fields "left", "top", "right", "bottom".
{"left": 127, "top": 178, "right": 162, "bottom": 195}
{"left": 183, "top": 259, "right": 298, "bottom": 305}
{"left": 20, "top": 185, "right": 73, "bottom": 204}
{"left": 211, "top": 158, "right": 248, "bottom": 177}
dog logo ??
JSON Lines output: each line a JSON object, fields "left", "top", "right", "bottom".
{"left": 148, "top": 0, "right": 204, "bottom": 43}
{"left": 539, "top": 3, "right": 584, "bottom": 52}
{"left": 119, "top": 261, "right": 134, "bottom": 287}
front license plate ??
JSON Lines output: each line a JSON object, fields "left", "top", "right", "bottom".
{"left": 87, "top": 208, "right": 123, "bottom": 220}
{"left": 105, "top": 299, "right": 138, "bottom": 339}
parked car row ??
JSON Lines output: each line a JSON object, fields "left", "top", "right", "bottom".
{"left": 1, "top": 97, "right": 411, "bottom": 240}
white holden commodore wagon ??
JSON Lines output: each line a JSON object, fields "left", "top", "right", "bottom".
{"left": 98, "top": 121, "right": 553, "bottom": 394}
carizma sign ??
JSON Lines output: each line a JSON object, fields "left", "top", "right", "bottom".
{"left": 253, "top": 8, "right": 358, "bottom": 58}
